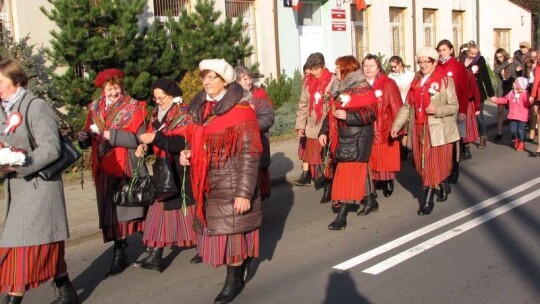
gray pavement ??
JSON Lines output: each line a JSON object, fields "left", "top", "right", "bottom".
{"left": 53, "top": 102, "right": 501, "bottom": 244}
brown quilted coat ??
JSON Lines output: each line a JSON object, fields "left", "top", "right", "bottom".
{"left": 188, "top": 83, "right": 262, "bottom": 236}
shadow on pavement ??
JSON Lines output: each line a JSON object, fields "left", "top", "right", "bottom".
{"left": 322, "top": 271, "right": 371, "bottom": 304}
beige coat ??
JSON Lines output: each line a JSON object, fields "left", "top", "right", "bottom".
{"left": 295, "top": 78, "right": 335, "bottom": 139}
{"left": 392, "top": 76, "right": 460, "bottom": 147}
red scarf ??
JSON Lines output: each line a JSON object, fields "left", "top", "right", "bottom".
{"left": 328, "top": 84, "right": 377, "bottom": 155}
{"left": 148, "top": 103, "right": 192, "bottom": 157}
{"left": 84, "top": 94, "right": 147, "bottom": 179}
{"left": 305, "top": 68, "right": 333, "bottom": 123}
{"left": 186, "top": 102, "right": 262, "bottom": 225}
{"left": 408, "top": 67, "right": 447, "bottom": 124}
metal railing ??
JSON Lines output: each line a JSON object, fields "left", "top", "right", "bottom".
{"left": 225, "top": 0, "right": 257, "bottom": 67}
{"left": 0, "top": 0, "right": 13, "bottom": 36}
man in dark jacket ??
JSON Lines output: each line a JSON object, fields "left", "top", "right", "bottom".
{"left": 513, "top": 41, "right": 531, "bottom": 78}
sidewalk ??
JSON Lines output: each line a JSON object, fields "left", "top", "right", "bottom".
{"left": 38, "top": 103, "right": 504, "bottom": 244}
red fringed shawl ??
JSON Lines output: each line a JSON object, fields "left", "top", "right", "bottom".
{"left": 186, "top": 102, "right": 262, "bottom": 225}
{"left": 328, "top": 84, "right": 378, "bottom": 155}
{"left": 84, "top": 94, "right": 147, "bottom": 179}
{"left": 305, "top": 68, "right": 333, "bottom": 123}
{"left": 408, "top": 67, "right": 448, "bottom": 125}
{"left": 148, "top": 103, "right": 192, "bottom": 158}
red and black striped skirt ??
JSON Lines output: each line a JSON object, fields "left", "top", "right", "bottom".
{"left": 331, "top": 162, "right": 368, "bottom": 201}
{"left": 370, "top": 140, "right": 401, "bottom": 180}
{"left": 298, "top": 138, "right": 322, "bottom": 165}
{"left": 462, "top": 102, "right": 479, "bottom": 144}
{"left": 102, "top": 220, "right": 144, "bottom": 243}
{"left": 142, "top": 202, "right": 198, "bottom": 248}
{"left": 0, "top": 241, "right": 66, "bottom": 293}
{"left": 259, "top": 167, "right": 271, "bottom": 199}
{"left": 412, "top": 124, "right": 454, "bottom": 187}
{"left": 197, "top": 229, "right": 259, "bottom": 268}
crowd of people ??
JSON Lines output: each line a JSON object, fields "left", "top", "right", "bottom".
{"left": 0, "top": 37, "right": 537, "bottom": 304}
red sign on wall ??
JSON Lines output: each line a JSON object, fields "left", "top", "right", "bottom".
{"left": 332, "top": 21, "right": 346, "bottom": 31}
{"left": 331, "top": 9, "right": 346, "bottom": 19}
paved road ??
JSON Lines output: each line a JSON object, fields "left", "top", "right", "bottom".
{"left": 24, "top": 124, "right": 540, "bottom": 303}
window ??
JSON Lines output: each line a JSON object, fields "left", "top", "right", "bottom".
{"left": 351, "top": 4, "right": 368, "bottom": 61}
{"left": 389, "top": 7, "right": 405, "bottom": 59}
{"left": 0, "top": 0, "right": 13, "bottom": 35}
{"left": 225, "top": 0, "right": 257, "bottom": 67}
{"left": 423, "top": 9, "right": 437, "bottom": 48}
{"left": 298, "top": 2, "right": 321, "bottom": 26}
{"left": 153, "top": 0, "right": 189, "bottom": 24}
{"left": 452, "top": 11, "right": 464, "bottom": 49}
{"left": 494, "top": 29, "right": 511, "bottom": 52}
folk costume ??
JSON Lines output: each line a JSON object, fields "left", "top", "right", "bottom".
{"left": 319, "top": 69, "right": 378, "bottom": 229}
{"left": 367, "top": 72, "right": 402, "bottom": 197}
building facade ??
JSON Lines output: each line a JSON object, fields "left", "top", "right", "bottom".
{"left": 0, "top": 0, "right": 531, "bottom": 81}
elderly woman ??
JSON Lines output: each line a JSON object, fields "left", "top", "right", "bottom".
{"left": 180, "top": 59, "right": 262, "bottom": 304}
{"left": 234, "top": 66, "right": 275, "bottom": 200}
{"left": 318, "top": 55, "right": 377, "bottom": 230}
{"left": 391, "top": 47, "right": 460, "bottom": 215}
{"left": 295, "top": 53, "right": 335, "bottom": 204}
{"left": 362, "top": 54, "right": 402, "bottom": 198}
{"left": 0, "top": 59, "right": 78, "bottom": 303}
{"left": 132, "top": 78, "right": 197, "bottom": 272}
{"left": 77, "top": 69, "right": 148, "bottom": 276}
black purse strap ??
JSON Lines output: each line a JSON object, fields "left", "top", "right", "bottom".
{"left": 21, "top": 97, "right": 39, "bottom": 151}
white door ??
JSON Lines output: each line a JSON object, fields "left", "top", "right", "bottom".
{"left": 298, "top": 3, "right": 323, "bottom": 67}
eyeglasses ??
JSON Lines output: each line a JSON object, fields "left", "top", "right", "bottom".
{"left": 496, "top": 55, "right": 504, "bottom": 59}
{"left": 417, "top": 60, "right": 433, "bottom": 65}
{"left": 153, "top": 95, "right": 169, "bottom": 102}
{"left": 200, "top": 75, "right": 219, "bottom": 82}
{"left": 390, "top": 64, "right": 398, "bottom": 69}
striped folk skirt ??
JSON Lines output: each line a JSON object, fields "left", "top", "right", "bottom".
{"left": 369, "top": 140, "right": 401, "bottom": 181}
{"left": 259, "top": 167, "right": 271, "bottom": 199}
{"left": 0, "top": 241, "right": 66, "bottom": 293}
{"left": 331, "top": 162, "right": 368, "bottom": 201}
{"left": 298, "top": 138, "right": 322, "bottom": 165}
{"left": 102, "top": 220, "right": 144, "bottom": 243}
{"left": 412, "top": 124, "right": 454, "bottom": 187}
{"left": 462, "top": 102, "right": 479, "bottom": 144}
{"left": 142, "top": 202, "right": 198, "bottom": 248}
{"left": 197, "top": 229, "right": 259, "bottom": 268}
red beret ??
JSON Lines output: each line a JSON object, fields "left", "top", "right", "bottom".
{"left": 94, "top": 68, "right": 125, "bottom": 88}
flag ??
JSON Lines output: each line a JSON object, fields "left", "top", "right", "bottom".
{"left": 355, "top": 0, "right": 367, "bottom": 11}
{"left": 292, "top": 0, "right": 303, "bottom": 11}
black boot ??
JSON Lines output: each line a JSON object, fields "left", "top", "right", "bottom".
{"left": 190, "top": 253, "right": 203, "bottom": 264}
{"left": 328, "top": 203, "right": 349, "bottom": 230}
{"left": 319, "top": 179, "right": 332, "bottom": 204}
{"left": 241, "top": 257, "right": 253, "bottom": 284}
{"left": 50, "top": 275, "right": 80, "bottom": 304}
{"left": 418, "top": 188, "right": 435, "bottom": 215}
{"left": 294, "top": 170, "right": 311, "bottom": 186}
{"left": 437, "top": 180, "right": 451, "bottom": 202}
{"left": 108, "top": 239, "right": 128, "bottom": 277}
{"left": 133, "top": 247, "right": 163, "bottom": 272}
{"left": 357, "top": 194, "right": 379, "bottom": 215}
{"left": 448, "top": 162, "right": 460, "bottom": 184}
{"left": 461, "top": 145, "right": 472, "bottom": 160}
{"left": 382, "top": 180, "right": 394, "bottom": 197}
{"left": 3, "top": 295, "right": 23, "bottom": 304}
{"left": 214, "top": 265, "right": 245, "bottom": 304}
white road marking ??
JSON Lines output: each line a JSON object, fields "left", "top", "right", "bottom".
{"left": 333, "top": 177, "right": 540, "bottom": 270}
{"left": 362, "top": 189, "right": 540, "bottom": 275}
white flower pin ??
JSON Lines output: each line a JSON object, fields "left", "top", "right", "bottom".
{"left": 314, "top": 92, "right": 322, "bottom": 104}
{"left": 447, "top": 71, "right": 453, "bottom": 77}
{"left": 172, "top": 96, "right": 183, "bottom": 104}
{"left": 428, "top": 83, "right": 439, "bottom": 96}
{"left": 471, "top": 65, "right": 479, "bottom": 74}
{"left": 90, "top": 123, "right": 100, "bottom": 134}
{"left": 375, "top": 90, "right": 383, "bottom": 98}
{"left": 514, "top": 92, "right": 521, "bottom": 100}
{"left": 339, "top": 94, "right": 351, "bottom": 107}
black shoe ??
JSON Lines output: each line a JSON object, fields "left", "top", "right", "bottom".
{"left": 418, "top": 188, "right": 435, "bottom": 215}
{"left": 493, "top": 133, "right": 503, "bottom": 141}
{"left": 107, "top": 239, "right": 128, "bottom": 277}
{"left": 437, "top": 180, "right": 451, "bottom": 202}
{"left": 214, "top": 265, "right": 245, "bottom": 304}
{"left": 461, "top": 146, "right": 472, "bottom": 160}
{"left": 357, "top": 194, "right": 379, "bottom": 215}
{"left": 3, "top": 295, "right": 23, "bottom": 304}
{"left": 241, "top": 257, "right": 253, "bottom": 284}
{"left": 320, "top": 179, "right": 332, "bottom": 204}
{"left": 190, "top": 253, "right": 203, "bottom": 264}
{"left": 294, "top": 171, "right": 312, "bottom": 186}
{"left": 133, "top": 247, "right": 163, "bottom": 272}
{"left": 51, "top": 275, "right": 80, "bottom": 304}
{"left": 448, "top": 162, "right": 459, "bottom": 184}
{"left": 382, "top": 180, "right": 394, "bottom": 197}
{"left": 328, "top": 203, "right": 349, "bottom": 230}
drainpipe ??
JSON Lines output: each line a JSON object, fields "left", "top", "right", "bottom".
{"left": 273, "top": 0, "right": 281, "bottom": 79}
{"left": 476, "top": 0, "right": 480, "bottom": 45}
{"left": 412, "top": 0, "right": 417, "bottom": 72}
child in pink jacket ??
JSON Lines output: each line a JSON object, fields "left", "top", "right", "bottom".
{"left": 491, "top": 77, "right": 531, "bottom": 151}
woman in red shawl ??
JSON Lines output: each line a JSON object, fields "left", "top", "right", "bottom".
{"left": 363, "top": 54, "right": 403, "bottom": 198}
{"left": 77, "top": 69, "right": 148, "bottom": 276}
{"left": 132, "top": 78, "right": 197, "bottom": 272}
{"left": 180, "top": 59, "right": 262, "bottom": 304}
{"left": 391, "top": 48, "right": 460, "bottom": 215}
{"left": 318, "top": 56, "right": 377, "bottom": 230}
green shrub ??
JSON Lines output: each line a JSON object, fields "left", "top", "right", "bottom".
{"left": 265, "top": 70, "right": 292, "bottom": 109}
{"left": 271, "top": 101, "right": 297, "bottom": 137}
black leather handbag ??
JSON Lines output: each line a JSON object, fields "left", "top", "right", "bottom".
{"left": 152, "top": 153, "right": 179, "bottom": 202}
{"left": 113, "top": 156, "right": 154, "bottom": 207}
{"left": 24, "top": 99, "right": 82, "bottom": 180}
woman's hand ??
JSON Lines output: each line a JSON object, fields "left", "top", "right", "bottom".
{"left": 103, "top": 131, "right": 110, "bottom": 140}
{"left": 464, "top": 58, "right": 473, "bottom": 67}
{"left": 390, "top": 130, "right": 399, "bottom": 138}
{"left": 234, "top": 197, "right": 251, "bottom": 214}
{"left": 139, "top": 133, "right": 156, "bottom": 144}
{"left": 318, "top": 134, "right": 327, "bottom": 147}
{"left": 0, "top": 165, "right": 15, "bottom": 177}
{"left": 490, "top": 96, "right": 497, "bottom": 103}
{"left": 529, "top": 96, "right": 535, "bottom": 104}
{"left": 334, "top": 109, "right": 346, "bottom": 120}
{"left": 180, "top": 150, "right": 191, "bottom": 166}
{"left": 135, "top": 144, "right": 147, "bottom": 157}
{"left": 458, "top": 113, "right": 466, "bottom": 122}
{"left": 425, "top": 105, "right": 436, "bottom": 115}
{"left": 297, "top": 129, "right": 305, "bottom": 137}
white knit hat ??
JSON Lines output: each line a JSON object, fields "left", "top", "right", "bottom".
{"left": 199, "top": 58, "right": 235, "bottom": 84}
{"left": 416, "top": 47, "right": 439, "bottom": 62}
{"left": 515, "top": 77, "right": 529, "bottom": 90}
